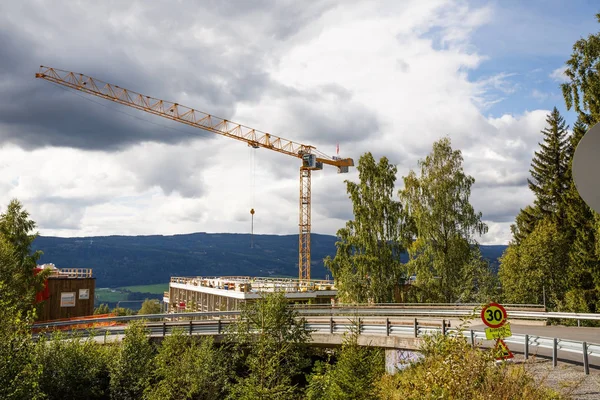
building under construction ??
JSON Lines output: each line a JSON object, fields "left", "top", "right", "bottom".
{"left": 163, "top": 276, "right": 337, "bottom": 313}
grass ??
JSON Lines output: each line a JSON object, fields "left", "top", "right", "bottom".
{"left": 94, "top": 288, "right": 128, "bottom": 303}
{"left": 118, "top": 283, "right": 169, "bottom": 294}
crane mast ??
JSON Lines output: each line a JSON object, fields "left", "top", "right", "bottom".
{"left": 36, "top": 66, "right": 354, "bottom": 281}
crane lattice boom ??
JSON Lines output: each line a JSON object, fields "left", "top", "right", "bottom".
{"left": 36, "top": 65, "right": 354, "bottom": 281}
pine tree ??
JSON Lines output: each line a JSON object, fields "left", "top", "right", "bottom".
{"left": 527, "top": 107, "right": 569, "bottom": 223}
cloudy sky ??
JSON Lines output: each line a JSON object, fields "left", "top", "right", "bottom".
{"left": 0, "top": 0, "right": 598, "bottom": 244}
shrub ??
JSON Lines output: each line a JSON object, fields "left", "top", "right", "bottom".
{"left": 376, "top": 332, "right": 562, "bottom": 400}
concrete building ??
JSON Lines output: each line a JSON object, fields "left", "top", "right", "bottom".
{"left": 163, "top": 276, "right": 337, "bottom": 313}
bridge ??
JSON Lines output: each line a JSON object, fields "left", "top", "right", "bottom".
{"left": 33, "top": 304, "right": 600, "bottom": 375}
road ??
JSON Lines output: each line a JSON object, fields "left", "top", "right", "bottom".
{"left": 470, "top": 323, "right": 600, "bottom": 343}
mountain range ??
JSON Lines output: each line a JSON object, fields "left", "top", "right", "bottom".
{"left": 31, "top": 233, "right": 508, "bottom": 288}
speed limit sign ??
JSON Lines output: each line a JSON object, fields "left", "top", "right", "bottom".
{"left": 481, "top": 302, "right": 508, "bottom": 328}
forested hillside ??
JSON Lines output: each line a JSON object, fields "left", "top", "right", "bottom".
{"left": 31, "top": 233, "right": 506, "bottom": 288}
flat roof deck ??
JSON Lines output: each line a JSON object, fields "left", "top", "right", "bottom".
{"left": 168, "top": 276, "right": 337, "bottom": 300}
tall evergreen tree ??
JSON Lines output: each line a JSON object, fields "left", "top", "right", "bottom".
{"left": 509, "top": 205, "right": 541, "bottom": 245}
{"left": 527, "top": 107, "right": 569, "bottom": 222}
{"left": 399, "top": 137, "right": 490, "bottom": 303}
{"left": 325, "top": 153, "right": 406, "bottom": 303}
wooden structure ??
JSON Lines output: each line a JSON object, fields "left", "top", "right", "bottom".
{"left": 36, "top": 268, "right": 95, "bottom": 322}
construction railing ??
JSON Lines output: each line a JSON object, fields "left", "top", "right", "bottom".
{"left": 170, "top": 276, "right": 335, "bottom": 293}
{"left": 47, "top": 268, "right": 93, "bottom": 278}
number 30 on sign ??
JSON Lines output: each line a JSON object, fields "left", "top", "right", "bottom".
{"left": 481, "top": 302, "right": 508, "bottom": 328}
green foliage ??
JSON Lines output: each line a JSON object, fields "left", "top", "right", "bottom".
{"left": 146, "top": 330, "right": 230, "bottom": 400}
{"left": 527, "top": 107, "right": 570, "bottom": 222}
{"left": 325, "top": 152, "right": 406, "bottom": 303}
{"left": 561, "top": 288, "right": 600, "bottom": 319}
{"left": 94, "top": 288, "right": 129, "bottom": 304}
{"left": 377, "top": 332, "right": 562, "bottom": 400}
{"left": 510, "top": 205, "right": 541, "bottom": 245}
{"left": 109, "top": 321, "right": 154, "bottom": 400}
{"left": 562, "top": 13, "right": 600, "bottom": 126}
{"left": 112, "top": 307, "right": 135, "bottom": 316}
{"left": 0, "top": 282, "right": 42, "bottom": 400}
{"left": 0, "top": 199, "right": 46, "bottom": 312}
{"left": 499, "top": 219, "right": 569, "bottom": 307}
{"left": 306, "top": 325, "right": 384, "bottom": 400}
{"left": 35, "top": 332, "right": 114, "bottom": 400}
{"left": 500, "top": 109, "right": 586, "bottom": 309}
{"left": 399, "top": 137, "right": 490, "bottom": 302}
{"left": 501, "top": 109, "right": 600, "bottom": 312}
{"left": 562, "top": 118, "right": 600, "bottom": 312}
{"left": 119, "top": 283, "right": 169, "bottom": 294}
{"left": 94, "top": 303, "right": 111, "bottom": 315}
{"left": 227, "top": 292, "right": 311, "bottom": 399}
{"left": 560, "top": 16, "right": 600, "bottom": 313}
{"left": 139, "top": 299, "right": 161, "bottom": 315}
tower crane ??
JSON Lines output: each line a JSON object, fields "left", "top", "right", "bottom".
{"left": 35, "top": 66, "right": 354, "bottom": 282}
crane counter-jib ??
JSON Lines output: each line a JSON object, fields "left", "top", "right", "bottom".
{"left": 35, "top": 65, "right": 354, "bottom": 281}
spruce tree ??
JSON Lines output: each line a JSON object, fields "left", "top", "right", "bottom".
{"left": 527, "top": 107, "right": 569, "bottom": 223}
{"left": 509, "top": 205, "right": 540, "bottom": 245}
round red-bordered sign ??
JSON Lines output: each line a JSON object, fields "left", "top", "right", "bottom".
{"left": 480, "top": 302, "right": 507, "bottom": 328}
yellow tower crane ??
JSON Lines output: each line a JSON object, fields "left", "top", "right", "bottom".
{"left": 35, "top": 66, "right": 354, "bottom": 282}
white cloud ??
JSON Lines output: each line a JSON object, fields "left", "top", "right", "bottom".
{"left": 531, "top": 89, "right": 549, "bottom": 101}
{"left": 550, "top": 66, "right": 569, "bottom": 83}
{"left": 0, "top": 0, "right": 556, "bottom": 245}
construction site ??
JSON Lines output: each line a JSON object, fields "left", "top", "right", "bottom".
{"left": 34, "top": 66, "right": 353, "bottom": 315}
{"left": 163, "top": 276, "right": 337, "bottom": 313}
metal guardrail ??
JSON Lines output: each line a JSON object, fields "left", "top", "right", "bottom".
{"left": 32, "top": 306, "right": 600, "bottom": 329}
{"left": 36, "top": 316, "right": 600, "bottom": 375}
{"left": 298, "top": 307, "right": 600, "bottom": 321}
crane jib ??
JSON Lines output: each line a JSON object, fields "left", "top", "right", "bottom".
{"left": 35, "top": 65, "right": 354, "bottom": 281}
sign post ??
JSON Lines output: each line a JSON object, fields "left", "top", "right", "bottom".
{"left": 480, "top": 302, "right": 513, "bottom": 360}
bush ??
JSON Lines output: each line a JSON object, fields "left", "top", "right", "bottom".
{"left": 376, "top": 332, "right": 563, "bottom": 400}
{"left": 109, "top": 321, "right": 155, "bottom": 399}
{"left": 306, "top": 323, "right": 384, "bottom": 400}
{"left": 35, "top": 331, "right": 114, "bottom": 400}
{"left": 146, "top": 330, "right": 230, "bottom": 400}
